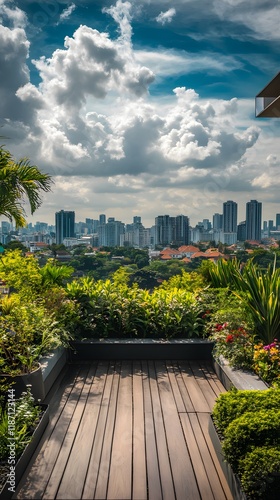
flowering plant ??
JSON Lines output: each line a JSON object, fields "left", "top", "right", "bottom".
{"left": 253, "top": 340, "right": 280, "bottom": 386}
{"left": 208, "top": 322, "right": 255, "bottom": 369}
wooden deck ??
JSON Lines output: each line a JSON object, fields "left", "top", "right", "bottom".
{"left": 14, "top": 360, "right": 233, "bottom": 500}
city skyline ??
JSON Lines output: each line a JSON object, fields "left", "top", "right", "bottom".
{"left": 1, "top": 1, "right": 280, "bottom": 226}
{"left": 2, "top": 198, "right": 280, "bottom": 232}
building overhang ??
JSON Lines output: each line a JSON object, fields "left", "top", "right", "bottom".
{"left": 255, "top": 71, "right": 280, "bottom": 117}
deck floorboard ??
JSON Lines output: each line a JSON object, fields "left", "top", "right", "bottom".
{"left": 14, "top": 360, "right": 233, "bottom": 500}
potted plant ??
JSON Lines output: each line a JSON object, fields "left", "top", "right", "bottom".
{"left": 0, "top": 296, "right": 68, "bottom": 401}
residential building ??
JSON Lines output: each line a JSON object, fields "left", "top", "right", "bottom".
{"left": 221, "top": 200, "right": 237, "bottom": 244}
{"left": 55, "top": 210, "right": 75, "bottom": 244}
{"left": 255, "top": 71, "right": 280, "bottom": 117}
{"left": 246, "top": 200, "right": 262, "bottom": 241}
{"left": 237, "top": 221, "right": 246, "bottom": 242}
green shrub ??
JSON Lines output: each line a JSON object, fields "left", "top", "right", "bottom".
{"left": 223, "top": 409, "right": 280, "bottom": 472}
{"left": 239, "top": 447, "right": 280, "bottom": 499}
{"left": 212, "top": 388, "right": 280, "bottom": 434}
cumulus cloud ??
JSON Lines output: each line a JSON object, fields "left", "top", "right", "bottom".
{"left": 0, "top": 0, "right": 27, "bottom": 28}
{"left": 0, "top": 0, "right": 271, "bottom": 225}
{"left": 156, "top": 8, "right": 176, "bottom": 25}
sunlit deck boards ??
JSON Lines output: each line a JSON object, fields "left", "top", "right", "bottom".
{"left": 15, "top": 360, "right": 233, "bottom": 500}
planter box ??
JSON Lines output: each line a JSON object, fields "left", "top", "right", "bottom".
{"left": 208, "top": 416, "right": 247, "bottom": 500}
{"left": 213, "top": 355, "right": 268, "bottom": 391}
{"left": 0, "top": 366, "right": 45, "bottom": 402}
{"left": 40, "top": 347, "right": 68, "bottom": 398}
{"left": 69, "top": 338, "right": 214, "bottom": 361}
{"left": 0, "top": 404, "right": 49, "bottom": 500}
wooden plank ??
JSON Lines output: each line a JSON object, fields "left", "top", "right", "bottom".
{"left": 106, "top": 361, "right": 133, "bottom": 500}
{"left": 132, "top": 361, "right": 147, "bottom": 500}
{"left": 178, "top": 361, "right": 210, "bottom": 413}
{"left": 56, "top": 361, "right": 110, "bottom": 499}
{"left": 148, "top": 361, "right": 176, "bottom": 500}
{"left": 189, "top": 361, "right": 219, "bottom": 410}
{"left": 165, "top": 361, "right": 186, "bottom": 412}
{"left": 173, "top": 361, "right": 195, "bottom": 412}
{"left": 16, "top": 365, "right": 92, "bottom": 499}
{"left": 94, "top": 362, "right": 121, "bottom": 500}
{"left": 43, "top": 364, "right": 98, "bottom": 499}
{"left": 180, "top": 413, "right": 215, "bottom": 500}
{"left": 142, "top": 360, "right": 162, "bottom": 500}
{"left": 82, "top": 362, "right": 116, "bottom": 499}
{"left": 197, "top": 413, "right": 233, "bottom": 500}
{"left": 199, "top": 362, "right": 227, "bottom": 396}
{"left": 155, "top": 361, "right": 201, "bottom": 500}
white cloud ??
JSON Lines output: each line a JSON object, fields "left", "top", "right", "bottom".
{"left": 58, "top": 3, "right": 76, "bottom": 24}
{"left": 1, "top": 0, "right": 278, "bottom": 226}
{"left": 0, "top": 0, "right": 27, "bottom": 28}
{"left": 155, "top": 8, "right": 176, "bottom": 25}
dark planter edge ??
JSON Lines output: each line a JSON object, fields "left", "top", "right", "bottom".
{"left": 208, "top": 416, "right": 247, "bottom": 500}
{"left": 0, "top": 404, "right": 49, "bottom": 500}
{"left": 68, "top": 338, "right": 214, "bottom": 361}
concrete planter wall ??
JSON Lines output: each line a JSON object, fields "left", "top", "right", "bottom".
{"left": 68, "top": 338, "right": 214, "bottom": 361}
{"left": 212, "top": 355, "right": 268, "bottom": 391}
{"left": 40, "top": 346, "right": 68, "bottom": 398}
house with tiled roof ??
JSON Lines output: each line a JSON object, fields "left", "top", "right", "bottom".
{"left": 159, "top": 248, "right": 183, "bottom": 260}
{"left": 178, "top": 245, "right": 199, "bottom": 258}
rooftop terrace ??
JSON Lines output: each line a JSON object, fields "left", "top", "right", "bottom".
{"left": 14, "top": 359, "right": 233, "bottom": 500}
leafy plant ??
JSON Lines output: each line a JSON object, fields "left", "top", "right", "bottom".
{"left": 212, "top": 388, "right": 280, "bottom": 435}
{"left": 223, "top": 409, "right": 280, "bottom": 472}
{"left": 239, "top": 446, "right": 280, "bottom": 499}
{"left": 0, "top": 386, "right": 42, "bottom": 461}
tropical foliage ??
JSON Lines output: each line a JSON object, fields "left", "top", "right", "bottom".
{"left": 206, "top": 257, "right": 280, "bottom": 344}
{"left": 66, "top": 270, "right": 207, "bottom": 339}
{"left": 0, "top": 145, "right": 52, "bottom": 227}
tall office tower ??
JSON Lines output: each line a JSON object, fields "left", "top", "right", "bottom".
{"left": 155, "top": 215, "right": 172, "bottom": 246}
{"left": 213, "top": 213, "right": 223, "bottom": 231}
{"left": 55, "top": 210, "right": 75, "bottom": 244}
{"left": 246, "top": 200, "right": 262, "bottom": 241}
{"left": 175, "top": 215, "right": 189, "bottom": 245}
{"left": 99, "top": 214, "right": 106, "bottom": 225}
{"left": 223, "top": 201, "right": 237, "bottom": 233}
{"left": 268, "top": 220, "right": 274, "bottom": 231}
{"left": 276, "top": 213, "right": 280, "bottom": 230}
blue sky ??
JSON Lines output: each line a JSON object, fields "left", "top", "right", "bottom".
{"left": 1, "top": 0, "right": 280, "bottom": 227}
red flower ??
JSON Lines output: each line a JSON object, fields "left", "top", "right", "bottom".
{"left": 226, "top": 334, "right": 234, "bottom": 343}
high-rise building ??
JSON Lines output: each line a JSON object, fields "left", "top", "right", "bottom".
{"left": 213, "top": 213, "right": 223, "bottom": 231}
{"left": 276, "top": 214, "right": 280, "bottom": 230}
{"left": 223, "top": 201, "right": 237, "bottom": 233}
{"left": 55, "top": 210, "right": 75, "bottom": 244}
{"left": 237, "top": 221, "right": 246, "bottom": 242}
{"left": 175, "top": 215, "right": 189, "bottom": 245}
{"left": 155, "top": 215, "right": 172, "bottom": 246}
{"left": 246, "top": 200, "right": 262, "bottom": 241}
{"left": 99, "top": 214, "right": 106, "bottom": 225}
